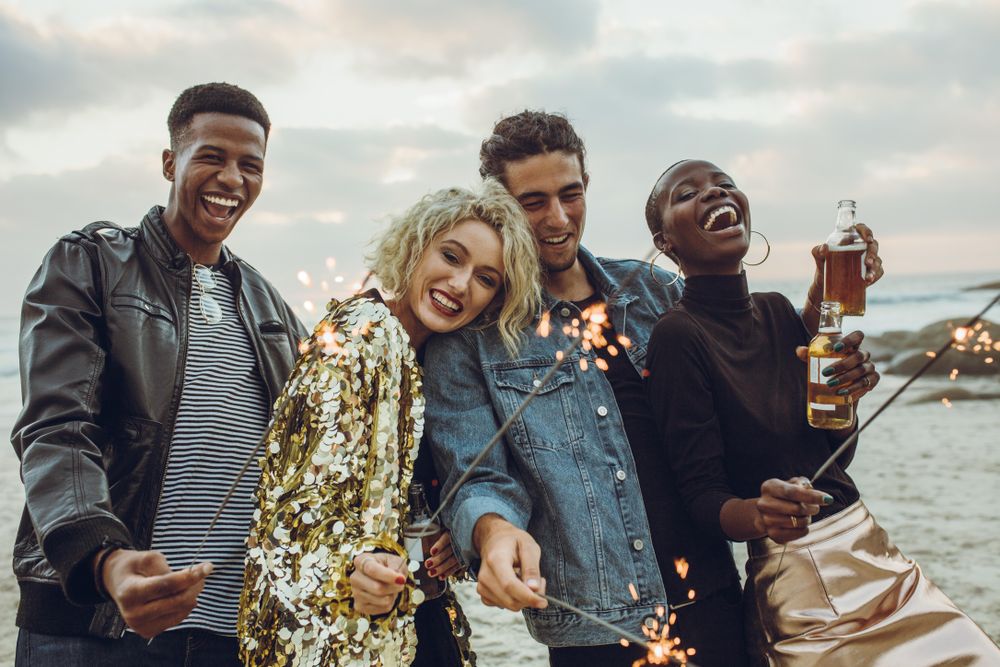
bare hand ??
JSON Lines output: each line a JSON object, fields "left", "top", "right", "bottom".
{"left": 351, "top": 552, "right": 406, "bottom": 615}
{"left": 424, "top": 532, "right": 463, "bottom": 580}
{"left": 796, "top": 330, "right": 880, "bottom": 403}
{"left": 757, "top": 477, "right": 831, "bottom": 544}
{"left": 473, "top": 515, "right": 547, "bottom": 611}
{"left": 98, "top": 549, "right": 213, "bottom": 639}
{"left": 855, "top": 223, "right": 884, "bottom": 285}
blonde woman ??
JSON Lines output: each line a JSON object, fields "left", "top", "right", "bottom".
{"left": 238, "top": 180, "right": 541, "bottom": 666}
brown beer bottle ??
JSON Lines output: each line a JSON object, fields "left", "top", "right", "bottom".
{"left": 807, "top": 301, "right": 855, "bottom": 430}
{"left": 823, "top": 199, "right": 867, "bottom": 316}
{"left": 402, "top": 482, "right": 447, "bottom": 603}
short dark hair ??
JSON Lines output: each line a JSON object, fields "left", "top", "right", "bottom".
{"left": 645, "top": 159, "right": 691, "bottom": 237}
{"left": 167, "top": 82, "right": 271, "bottom": 150}
{"left": 479, "top": 110, "right": 587, "bottom": 183}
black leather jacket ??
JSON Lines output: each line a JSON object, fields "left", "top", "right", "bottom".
{"left": 11, "top": 206, "right": 306, "bottom": 637}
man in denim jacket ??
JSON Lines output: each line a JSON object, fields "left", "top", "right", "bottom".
{"left": 423, "top": 111, "right": 884, "bottom": 666}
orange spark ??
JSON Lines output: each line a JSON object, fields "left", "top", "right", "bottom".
{"left": 618, "top": 335, "right": 632, "bottom": 349}
{"left": 537, "top": 311, "right": 552, "bottom": 337}
{"left": 628, "top": 583, "right": 640, "bottom": 601}
{"left": 674, "top": 557, "right": 689, "bottom": 580}
{"left": 579, "top": 358, "right": 589, "bottom": 371}
{"left": 953, "top": 326, "right": 970, "bottom": 343}
{"left": 941, "top": 398, "right": 953, "bottom": 408}
{"left": 303, "top": 300, "right": 316, "bottom": 313}
{"left": 596, "top": 358, "right": 610, "bottom": 372}
{"left": 949, "top": 368, "right": 959, "bottom": 381}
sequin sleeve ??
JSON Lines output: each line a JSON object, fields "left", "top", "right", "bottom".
{"left": 238, "top": 295, "right": 424, "bottom": 666}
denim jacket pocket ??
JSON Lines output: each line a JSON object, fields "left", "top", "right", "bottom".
{"left": 492, "top": 361, "right": 584, "bottom": 451}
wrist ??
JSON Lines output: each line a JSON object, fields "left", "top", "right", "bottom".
{"left": 472, "top": 513, "right": 511, "bottom": 552}
{"left": 92, "top": 547, "right": 121, "bottom": 601}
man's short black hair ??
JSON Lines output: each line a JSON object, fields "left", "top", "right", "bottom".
{"left": 479, "top": 110, "right": 587, "bottom": 183}
{"left": 167, "top": 82, "right": 271, "bottom": 150}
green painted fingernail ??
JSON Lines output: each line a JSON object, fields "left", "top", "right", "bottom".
{"left": 821, "top": 366, "right": 835, "bottom": 377}
{"left": 822, "top": 495, "right": 834, "bottom": 505}
{"left": 827, "top": 378, "right": 840, "bottom": 387}
{"left": 836, "top": 388, "right": 849, "bottom": 396}
{"left": 833, "top": 342, "right": 845, "bottom": 352}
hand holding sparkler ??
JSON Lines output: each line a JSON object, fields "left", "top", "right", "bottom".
{"left": 351, "top": 552, "right": 408, "bottom": 616}
{"left": 472, "top": 514, "right": 547, "bottom": 611}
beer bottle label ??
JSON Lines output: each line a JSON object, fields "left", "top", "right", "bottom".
{"left": 810, "top": 401, "right": 836, "bottom": 411}
{"left": 809, "top": 357, "right": 838, "bottom": 383}
{"left": 404, "top": 536, "right": 423, "bottom": 562}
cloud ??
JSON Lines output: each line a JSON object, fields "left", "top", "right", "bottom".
{"left": 458, "top": 0, "right": 1000, "bottom": 263}
{"left": 0, "top": 2, "right": 301, "bottom": 129}
{"left": 312, "top": 0, "right": 600, "bottom": 78}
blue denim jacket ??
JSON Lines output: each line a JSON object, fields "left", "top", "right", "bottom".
{"left": 423, "top": 248, "right": 683, "bottom": 647}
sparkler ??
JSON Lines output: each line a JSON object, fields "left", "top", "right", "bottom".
{"left": 767, "top": 290, "right": 1000, "bottom": 598}
{"left": 424, "top": 247, "right": 658, "bottom": 529}
{"left": 539, "top": 594, "right": 700, "bottom": 667}
{"left": 810, "top": 290, "right": 999, "bottom": 482}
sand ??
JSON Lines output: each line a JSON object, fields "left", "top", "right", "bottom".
{"left": 1, "top": 371, "right": 997, "bottom": 664}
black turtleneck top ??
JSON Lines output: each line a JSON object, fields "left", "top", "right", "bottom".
{"left": 645, "top": 273, "right": 860, "bottom": 541}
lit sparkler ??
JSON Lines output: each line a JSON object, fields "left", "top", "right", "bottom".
{"left": 767, "top": 291, "right": 1000, "bottom": 598}
{"left": 811, "top": 291, "right": 999, "bottom": 482}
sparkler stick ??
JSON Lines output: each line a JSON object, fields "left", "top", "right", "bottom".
{"left": 767, "top": 291, "right": 1000, "bottom": 599}
{"left": 810, "top": 290, "right": 999, "bottom": 483}
{"left": 425, "top": 246, "right": 658, "bottom": 528}
{"left": 425, "top": 330, "right": 586, "bottom": 528}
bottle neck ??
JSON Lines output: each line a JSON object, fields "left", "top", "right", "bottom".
{"left": 408, "top": 484, "right": 430, "bottom": 520}
{"left": 835, "top": 206, "right": 856, "bottom": 231}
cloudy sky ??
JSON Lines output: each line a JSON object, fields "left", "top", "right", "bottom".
{"left": 2, "top": 0, "right": 998, "bottom": 319}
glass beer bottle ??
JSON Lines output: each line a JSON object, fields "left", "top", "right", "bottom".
{"left": 402, "top": 482, "right": 446, "bottom": 602}
{"left": 807, "top": 301, "right": 855, "bottom": 430}
{"left": 823, "top": 199, "right": 867, "bottom": 316}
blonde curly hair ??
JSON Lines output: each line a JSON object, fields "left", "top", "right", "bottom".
{"left": 367, "top": 179, "right": 541, "bottom": 354}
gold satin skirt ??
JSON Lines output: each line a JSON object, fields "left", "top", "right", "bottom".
{"left": 745, "top": 500, "right": 1000, "bottom": 667}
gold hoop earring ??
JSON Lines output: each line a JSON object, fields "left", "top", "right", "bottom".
{"left": 742, "top": 230, "right": 771, "bottom": 267}
{"left": 649, "top": 249, "right": 682, "bottom": 287}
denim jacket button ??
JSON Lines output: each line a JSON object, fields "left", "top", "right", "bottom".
{"left": 560, "top": 307, "right": 571, "bottom": 317}
{"left": 615, "top": 469, "right": 626, "bottom": 481}
{"left": 643, "top": 616, "right": 657, "bottom": 629}
{"left": 632, "top": 539, "right": 644, "bottom": 551}
{"left": 597, "top": 405, "right": 609, "bottom": 417}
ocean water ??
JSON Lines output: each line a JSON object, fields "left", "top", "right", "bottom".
{"left": 753, "top": 271, "right": 999, "bottom": 337}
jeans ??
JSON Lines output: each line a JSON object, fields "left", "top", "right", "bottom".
{"left": 16, "top": 628, "right": 241, "bottom": 667}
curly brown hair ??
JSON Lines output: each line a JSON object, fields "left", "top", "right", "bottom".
{"left": 479, "top": 110, "right": 587, "bottom": 184}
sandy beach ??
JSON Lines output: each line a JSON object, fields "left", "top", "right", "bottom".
{"left": 1, "top": 338, "right": 997, "bottom": 664}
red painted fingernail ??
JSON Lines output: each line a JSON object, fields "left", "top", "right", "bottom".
{"left": 428, "top": 569, "right": 436, "bottom": 576}
{"left": 395, "top": 575, "right": 405, "bottom": 585}
{"left": 430, "top": 547, "right": 438, "bottom": 555}
{"left": 425, "top": 559, "right": 433, "bottom": 568}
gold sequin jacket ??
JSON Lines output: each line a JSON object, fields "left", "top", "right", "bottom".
{"left": 238, "top": 294, "right": 424, "bottom": 666}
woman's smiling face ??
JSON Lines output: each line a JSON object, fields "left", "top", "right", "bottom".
{"left": 397, "top": 217, "right": 505, "bottom": 343}
{"left": 654, "top": 160, "right": 751, "bottom": 276}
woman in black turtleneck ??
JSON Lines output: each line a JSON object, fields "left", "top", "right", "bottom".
{"left": 642, "top": 160, "right": 999, "bottom": 667}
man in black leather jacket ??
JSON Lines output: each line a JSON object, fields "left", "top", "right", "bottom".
{"left": 11, "top": 83, "right": 306, "bottom": 665}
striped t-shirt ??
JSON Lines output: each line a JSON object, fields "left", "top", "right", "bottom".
{"left": 149, "top": 265, "right": 270, "bottom": 636}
